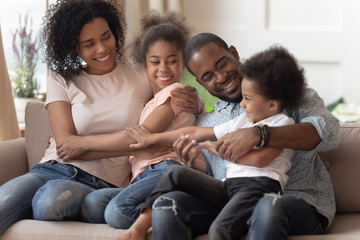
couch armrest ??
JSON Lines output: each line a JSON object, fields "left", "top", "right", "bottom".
{"left": 0, "top": 138, "right": 28, "bottom": 185}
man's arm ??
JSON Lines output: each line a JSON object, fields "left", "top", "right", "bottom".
{"left": 216, "top": 88, "right": 340, "bottom": 163}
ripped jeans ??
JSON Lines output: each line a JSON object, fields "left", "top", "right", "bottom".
{"left": 246, "top": 193, "right": 328, "bottom": 240}
{"left": 144, "top": 165, "right": 282, "bottom": 240}
{"left": 81, "top": 160, "right": 181, "bottom": 229}
{"left": 0, "top": 160, "right": 114, "bottom": 236}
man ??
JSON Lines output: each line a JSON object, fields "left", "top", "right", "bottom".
{"left": 115, "top": 33, "right": 340, "bottom": 240}
{"left": 152, "top": 33, "right": 340, "bottom": 240}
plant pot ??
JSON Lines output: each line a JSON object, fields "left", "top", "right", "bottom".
{"left": 14, "top": 97, "right": 42, "bottom": 124}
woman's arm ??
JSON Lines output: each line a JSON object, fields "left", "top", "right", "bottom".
{"left": 47, "top": 101, "right": 76, "bottom": 145}
{"left": 57, "top": 99, "right": 177, "bottom": 160}
{"left": 125, "top": 125, "right": 215, "bottom": 149}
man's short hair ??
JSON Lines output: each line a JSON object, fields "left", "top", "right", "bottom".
{"left": 184, "top": 32, "right": 228, "bottom": 75}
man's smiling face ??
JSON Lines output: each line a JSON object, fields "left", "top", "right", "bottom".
{"left": 188, "top": 42, "right": 243, "bottom": 103}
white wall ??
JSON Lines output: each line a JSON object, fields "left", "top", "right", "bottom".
{"left": 182, "top": 0, "right": 360, "bottom": 106}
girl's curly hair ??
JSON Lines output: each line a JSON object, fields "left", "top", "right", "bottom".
{"left": 127, "top": 10, "right": 191, "bottom": 64}
{"left": 240, "top": 45, "right": 306, "bottom": 110}
{"left": 42, "top": 0, "right": 126, "bottom": 80}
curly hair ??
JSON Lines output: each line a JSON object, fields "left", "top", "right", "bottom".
{"left": 42, "top": 0, "right": 126, "bottom": 80}
{"left": 127, "top": 10, "right": 191, "bottom": 64}
{"left": 240, "top": 45, "right": 306, "bottom": 110}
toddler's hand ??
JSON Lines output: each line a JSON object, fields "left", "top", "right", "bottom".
{"left": 197, "top": 140, "right": 219, "bottom": 155}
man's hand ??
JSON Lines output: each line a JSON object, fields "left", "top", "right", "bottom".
{"left": 56, "top": 135, "right": 87, "bottom": 161}
{"left": 124, "top": 125, "right": 152, "bottom": 149}
{"left": 173, "top": 134, "right": 202, "bottom": 167}
{"left": 215, "top": 127, "right": 259, "bottom": 162}
{"left": 171, "top": 85, "right": 205, "bottom": 114}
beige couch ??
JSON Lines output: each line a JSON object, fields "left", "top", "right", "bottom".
{"left": 1, "top": 102, "right": 360, "bottom": 240}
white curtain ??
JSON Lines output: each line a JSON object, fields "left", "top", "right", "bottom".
{"left": 124, "top": 0, "right": 183, "bottom": 42}
{"left": 0, "top": 23, "right": 20, "bottom": 141}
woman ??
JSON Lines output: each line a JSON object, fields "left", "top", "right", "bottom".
{"left": 0, "top": 0, "right": 200, "bottom": 235}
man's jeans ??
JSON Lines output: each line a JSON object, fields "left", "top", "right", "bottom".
{"left": 151, "top": 191, "right": 327, "bottom": 240}
{"left": 0, "top": 160, "right": 113, "bottom": 236}
{"left": 247, "top": 193, "right": 327, "bottom": 240}
{"left": 81, "top": 160, "right": 181, "bottom": 229}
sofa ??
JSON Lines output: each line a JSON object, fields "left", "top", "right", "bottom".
{"left": 0, "top": 101, "right": 360, "bottom": 240}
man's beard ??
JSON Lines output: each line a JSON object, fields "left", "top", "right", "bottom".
{"left": 218, "top": 94, "right": 243, "bottom": 104}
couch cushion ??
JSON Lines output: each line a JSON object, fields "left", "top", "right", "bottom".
{"left": 1, "top": 220, "right": 125, "bottom": 240}
{"left": 1, "top": 220, "right": 152, "bottom": 240}
{"left": 25, "top": 102, "right": 52, "bottom": 169}
{"left": 320, "top": 123, "right": 360, "bottom": 213}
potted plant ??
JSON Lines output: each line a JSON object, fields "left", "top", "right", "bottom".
{"left": 10, "top": 13, "right": 41, "bottom": 123}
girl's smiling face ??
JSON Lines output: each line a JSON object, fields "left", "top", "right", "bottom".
{"left": 143, "top": 40, "right": 185, "bottom": 94}
{"left": 240, "top": 77, "right": 280, "bottom": 123}
{"left": 77, "top": 17, "right": 116, "bottom": 75}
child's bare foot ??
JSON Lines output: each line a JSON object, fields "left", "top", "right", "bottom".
{"left": 113, "top": 228, "right": 146, "bottom": 240}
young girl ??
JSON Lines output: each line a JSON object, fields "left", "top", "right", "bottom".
{"left": 55, "top": 10, "right": 205, "bottom": 229}
{"left": 120, "top": 45, "right": 306, "bottom": 240}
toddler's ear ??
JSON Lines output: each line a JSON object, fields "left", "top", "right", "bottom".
{"left": 229, "top": 45, "right": 240, "bottom": 61}
{"left": 269, "top": 100, "right": 281, "bottom": 112}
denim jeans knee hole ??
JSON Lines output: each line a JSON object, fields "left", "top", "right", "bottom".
{"left": 264, "top": 192, "right": 282, "bottom": 205}
{"left": 153, "top": 197, "right": 178, "bottom": 215}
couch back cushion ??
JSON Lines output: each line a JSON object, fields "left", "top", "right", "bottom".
{"left": 25, "top": 102, "right": 52, "bottom": 169}
{"left": 320, "top": 123, "right": 360, "bottom": 213}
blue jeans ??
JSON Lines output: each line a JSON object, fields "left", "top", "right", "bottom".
{"left": 0, "top": 160, "right": 113, "bottom": 236}
{"left": 81, "top": 160, "right": 181, "bottom": 229}
{"left": 150, "top": 166, "right": 327, "bottom": 240}
{"left": 247, "top": 193, "right": 327, "bottom": 240}
{"left": 152, "top": 192, "right": 327, "bottom": 240}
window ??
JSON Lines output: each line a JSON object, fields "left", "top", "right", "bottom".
{"left": 0, "top": 0, "right": 55, "bottom": 93}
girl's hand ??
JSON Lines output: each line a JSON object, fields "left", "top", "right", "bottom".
{"left": 56, "top": 135, "right": 87, "bottom": 161}
{"left": 171, "top": 85, "right": 205, "bottom": 114}
{"left": 124, "top": 125, "right": 152, "bottom": 149}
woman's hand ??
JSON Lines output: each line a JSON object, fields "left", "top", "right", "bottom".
{"left": 171, "top": 85, "right": 205, "bottom": 114}
{"left": 124, "top": 125, "right": 152, "bottom": 149}
{"left": 56, "top": 135, "right": 88, "bottom": 161}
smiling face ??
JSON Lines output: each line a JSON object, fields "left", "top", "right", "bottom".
{"left": 143, "top": 40, "right": 185, "bottom": 94}
{"left": 240, "top": 77, "right": 280, "bottom": 123}
{"left": 188, "top": 42, "right": 243, "bottom": 103}
{"left": 77, "top": 17, "right": 116, "bottom": 75}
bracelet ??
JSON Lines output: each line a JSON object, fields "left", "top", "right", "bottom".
{"left": 255, "top": 124, "right": 270, "bottom": 148}
{"left": 262, "top": 124, "right": 270, "bottom": 147}
{"left": 255, "top": 125, "right": 264, "bottom": 148}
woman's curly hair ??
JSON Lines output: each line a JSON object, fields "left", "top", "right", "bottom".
{"left": 42, "top": 0, "right": 126, "bottom": 80}
{"left": 127, "top": 10, "right": 191, "bottom": 64}
{"left": 240, "top": 45, "right": 306, "bottom": 110}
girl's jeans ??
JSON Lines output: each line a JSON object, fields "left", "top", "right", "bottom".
{"left": 0, "top": 160, "right": 113, "bottom": 236}
{"left": 81, "top": 160, "right": 181, "bottom": 229}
